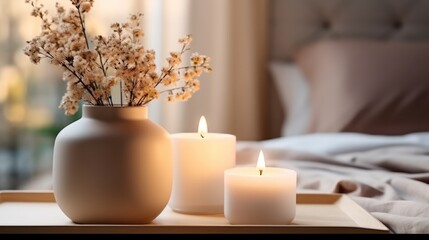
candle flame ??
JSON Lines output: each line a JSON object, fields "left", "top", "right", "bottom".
{"left": 198, "top": 116, "right": 208, "bottom": 138}
{"left": 257, "top": 150, "right": 265, "bottom": 175}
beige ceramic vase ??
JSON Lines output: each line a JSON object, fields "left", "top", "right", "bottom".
{"left": 52, "top": 105, "right": 173, "bottom": 224}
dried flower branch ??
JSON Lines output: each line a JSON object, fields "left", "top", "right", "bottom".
{"left": 24, "top": 0, "right": 212, "bottom": 115}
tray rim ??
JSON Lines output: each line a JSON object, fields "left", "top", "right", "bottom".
{"left": 0, "top": 190, "right": 391, "bottom": 234}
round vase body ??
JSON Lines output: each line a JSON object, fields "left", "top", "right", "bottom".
{"left": 53, "top": 105, "right": 173, "bottom": 224}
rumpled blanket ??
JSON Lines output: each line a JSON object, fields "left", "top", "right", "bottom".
{"left": 236, "top": 133, "right": 429, "bottom": 234}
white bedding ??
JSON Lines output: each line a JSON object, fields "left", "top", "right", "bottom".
{"left": 236, "top": 132, "right": 429, "bottom": 233}
{"left": 244, "top": 132, "right": 429, "bottom": 155}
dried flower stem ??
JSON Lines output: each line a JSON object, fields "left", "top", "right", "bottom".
{"left": 76, "top": 5, "right": 90, "bottom": 49}
{"left": 24, "top": 0, "right": 212, "bottom": 115}
{"left": 61, "top": 63, "right": 102, "bottom": 105}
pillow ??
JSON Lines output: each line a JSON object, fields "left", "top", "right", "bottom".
{"left": 294, "top": 40, "right": 429, "bottom": 135}
{"left": 269, "top": 61, "right": 310, "bottom": 136}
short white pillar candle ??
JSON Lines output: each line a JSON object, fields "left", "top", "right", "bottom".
{"left": 224, "top": 151, "right": 296, "bottom": 224}
{"left": 169, "top": 116, "right": 236, "bottom": 214}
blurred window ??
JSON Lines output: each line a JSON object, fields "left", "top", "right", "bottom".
{"left": 0, "top": 0, "right": 146, "bottom": 190}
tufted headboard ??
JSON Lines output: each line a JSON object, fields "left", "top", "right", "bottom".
{"left": 270, "top": 0, "right": 429, "bottom": 61}
{"left": 265, "top": 0, "right": 429, "bottom": 139}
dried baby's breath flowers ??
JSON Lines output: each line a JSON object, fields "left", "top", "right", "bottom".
{"left": 24, "top": 0, "right": 212, "bottom": 115}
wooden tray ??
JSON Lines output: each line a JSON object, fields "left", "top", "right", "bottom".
{"left": 0, "top": 191, "right": 390, "bottom": 234}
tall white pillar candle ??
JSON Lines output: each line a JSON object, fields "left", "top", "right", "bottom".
{"left": 169, "top": 116, "right": 236, "bottom": 214}
{"left": 224, "top": 151, "right": 297, "bottom": 224}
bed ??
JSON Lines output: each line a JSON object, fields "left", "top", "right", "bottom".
{"left": 15, "top": 0, "right": 429, "bottom": 234}
{"left": 239, "top": 0, "right": 429, "bottom": 234}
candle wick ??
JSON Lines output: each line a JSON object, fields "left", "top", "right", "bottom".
{"left": 200, "top": 133, "right": 205, "bottom": 138}
{"left": 259, "top": 169, "right": 263, "bottom": 176}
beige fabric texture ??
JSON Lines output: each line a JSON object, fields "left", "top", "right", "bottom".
{"left": 237, "top": 142, "right": 429, "bottom": 234}
{"left": 155, "top": 0, "right": 269, "bottom": 141}
{"left": 295, "top": 40, "right": 429, "bottom": 135}
{"left": 270, "top": 0, "right": 429, "bottom": 60}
